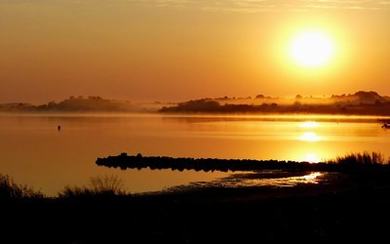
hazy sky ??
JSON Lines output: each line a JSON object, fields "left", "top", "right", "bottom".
{"left": 1, "top": 0, "right": 390, "bottom": 103}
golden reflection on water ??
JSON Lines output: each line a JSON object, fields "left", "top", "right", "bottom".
{"left": 0, "top": 114, "right": 389, "bottom": 195}
{"left": 214, "top": 172, "right": 324, "bottom": 188}
{"left": 244, "top": 172, "right": 323, "bottom": 187}
{"left": 298, "top": 120, "right": 322, "bottom": 142}
{"left": 300, "top": 121, "right": 319, "bottom": 129}
{"left": 299, "top": 132, "right": 321, "bottom": 142}
{"left": 296, "top": 121, "right": 323, "bottom": 161}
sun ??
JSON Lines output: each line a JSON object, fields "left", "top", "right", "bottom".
{"left": 289, "top": 31, "right": 335, "bottom": 68}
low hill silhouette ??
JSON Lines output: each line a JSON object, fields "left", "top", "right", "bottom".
{"left": 0, "top": 96, "right": 139, "bottom": 113}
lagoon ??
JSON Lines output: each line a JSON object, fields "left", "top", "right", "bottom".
{"left": 0, "top": 113, "right": 389, "bottom": 195}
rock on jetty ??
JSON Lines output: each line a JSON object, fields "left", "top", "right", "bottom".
{"left": 96, "top": 153, "right": 334, "bottom": 172}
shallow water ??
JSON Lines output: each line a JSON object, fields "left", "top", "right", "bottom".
{"left": 0, "top": 113, "right": 389, "bottom": 195}
{"left": 216, "top": 171, "right": 324, "bottom": 188}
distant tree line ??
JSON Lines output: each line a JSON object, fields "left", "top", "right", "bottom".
{"left": 159, "top": 91, "right": 390, "bottom": 115}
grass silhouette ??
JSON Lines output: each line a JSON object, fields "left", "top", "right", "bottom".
{"left": 59, "top": 175, "right": 126, "bottom": 198}
{"left": 0, "top": 174, "right": 43, "bottom": 200}
{"left": 330, "top": 152, "right": 387, "bottom": 166}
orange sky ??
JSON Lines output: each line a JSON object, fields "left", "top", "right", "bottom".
{"left": 0, "top": 1, "right": 389, "bottom": 103}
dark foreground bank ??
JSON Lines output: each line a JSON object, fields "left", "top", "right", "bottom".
{"left": 2, "top": 153, "right": 390, "bottom": 243}
{"left": 3, "top": 175, "right": 390, "bottom": 243}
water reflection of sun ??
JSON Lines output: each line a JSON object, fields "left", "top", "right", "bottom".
{"left": 299, "top": 132, "right": 320, "bottom": 142}
{"left": 300, "top": 121, "right": 319, "bottom": 129}
{"left": 304, "top": 153, "right": 321, "bottom": 163}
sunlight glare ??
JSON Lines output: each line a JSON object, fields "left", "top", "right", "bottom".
{"left": 290, "top": 31, "right": 335, "bottom": 68}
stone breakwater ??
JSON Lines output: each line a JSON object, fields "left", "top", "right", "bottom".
{"left": 96, "top": 153, "right": 337, "bottom": 172}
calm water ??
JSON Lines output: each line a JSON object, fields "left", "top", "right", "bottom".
{"left": 0, "top": 113, "right": 389, "bottom": 195}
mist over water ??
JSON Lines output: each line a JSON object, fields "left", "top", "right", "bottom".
{"left": 0, "top": 113, "right": 389, "bottom": 195}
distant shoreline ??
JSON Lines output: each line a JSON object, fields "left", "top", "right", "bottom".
{"left": 1, "top": 112, "right": 389, "bottom": 125}
{"left": 2, "top": 91, "right": 390, "bottom": 116}
{"left": 2, "top": 110, "right": 390, "bottom": 116}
